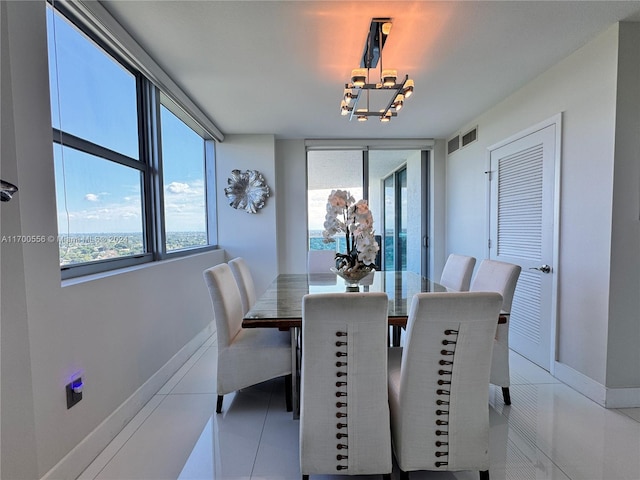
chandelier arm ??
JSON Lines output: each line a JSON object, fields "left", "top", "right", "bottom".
{"left": 380, "top": 75, "right": 408, "bottom": 117}
{"left": 348, "top": 89, "right": 363, "bottom": 121}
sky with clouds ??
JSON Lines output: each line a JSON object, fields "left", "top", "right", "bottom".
{"left": 49, "top": 9, "right": 206, "bottom": 236}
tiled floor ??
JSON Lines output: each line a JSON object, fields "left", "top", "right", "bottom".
{"left": 79, "top": 334, "right": 640, "bottom": 480}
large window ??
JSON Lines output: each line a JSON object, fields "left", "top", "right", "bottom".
{"left": 307, "top": 148, "right": 425, "bottom": 273}
{"left": 307, "top": 151, "right": 363, "bottom": 253}
{"left": 160, "top": 102, "right": 208, "bottom": 252}
{"left": 47, "top": 4, "right": 216, "bottom": 278}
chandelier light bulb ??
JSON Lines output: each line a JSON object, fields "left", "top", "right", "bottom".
{"left": 343, "top": 88, "right": 355, "bottom": 104}
{"left": 393, "top": 94, "right": 405, "bottom": 111}
{"left": 351, "top": 68, "right": 367, "bottom": 88}
{"left": 403, "top": 79, "right": 415, "bottom": 98}
{"left": 381, "top": 69, "right": 397, "bottom": 87}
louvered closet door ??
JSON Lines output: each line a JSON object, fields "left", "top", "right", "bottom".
{"left": 489, "top": 124, "right": 556, "bottom": 371}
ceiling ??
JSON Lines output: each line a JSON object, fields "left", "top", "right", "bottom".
{"left": 100, "top": 1, "right": 640, "bottom": 141}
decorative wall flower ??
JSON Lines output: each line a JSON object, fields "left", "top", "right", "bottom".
{"left": 224, "top": 169, "right": 270, "bottom": 214}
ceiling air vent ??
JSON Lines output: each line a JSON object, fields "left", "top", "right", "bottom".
{"left": 447, "top": 135, "right": 460, "bottom": 155}
{"left": 461, "top": 127, "right": 478, "bottom": 147}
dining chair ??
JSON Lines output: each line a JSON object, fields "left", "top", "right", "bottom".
{"left": 440, "top": 254, "right": 476, "bottom": 291}
{"left": 203, "top": 263, "right": 292, "bottom": 414}
{"left": 228, "top": 257, "right": 256, "bottom": 316}
{"left": 388, "top": 291, "right": 503, "bottom": 480}
{"left": 300, "top": 292, "right": 392, "bottom": 480}
{"left": 307, "top": 249, "right": 336, "bottom": 274}
{"left": 470, "top": 259, "right": 521, "bottom": 405}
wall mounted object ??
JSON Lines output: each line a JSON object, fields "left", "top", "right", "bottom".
{"left": 0, "top": 179, "right": 18, "bottom": 202}
{"left": 224, "top": 169, "right": 270, "bottom": 213}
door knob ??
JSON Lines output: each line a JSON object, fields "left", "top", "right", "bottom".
{"left": 530, "top": 264, "right": 551, "bottom": 274}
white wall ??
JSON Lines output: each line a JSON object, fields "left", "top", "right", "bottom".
{"left": 275, "top": 140, "right": 308, "bottom": 274}
{"left": 2, "top": 3, "right": 225, "bottom": 478}
{"left": 607, "top": 23, "right": 640, "bottom": 389}
{"left": 1, "top": 3, "right": 39, "bottom": 478}
{"left": 430, "top": 140, "right": 448, "bottom": 279}
{"left": 446, "top": 23, "right": 640, "bottom": 400}
{"left": 216, "top": 135, "right": 279, "bottom": 293}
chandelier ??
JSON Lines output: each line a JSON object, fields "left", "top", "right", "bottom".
{"left": 340, "top": 18, "right": 414, "bottom": 123}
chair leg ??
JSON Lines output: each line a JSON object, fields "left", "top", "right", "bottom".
{"left": 480, "top": 469, "right": 490, "bottom": 480}
{"left": 302, "top": 475, "right": 309, "bottom": 480}
{"left": 502, "top": 386, "right": 511, "bottom": 405}
{"left": 216, "top": 395, "right": 223, "bottom": 414}
{"left": 399, "top": 469, "right": 410, "bottom": 480}
{"left": 285, "top": 374, "right": 293, "bottom": 412}
{"left": 382, "top": 474, "right": 391, "bottom": 480}
{"left": 392, "top": 326, "right": 402, "bottom": 347}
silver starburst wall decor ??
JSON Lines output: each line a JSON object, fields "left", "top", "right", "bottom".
{"left": 224, "top": 169, "right": 270, "bottom": 214}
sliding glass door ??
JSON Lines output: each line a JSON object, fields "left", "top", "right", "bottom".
{"left": 368, "top": 150, "right": 420, "bottom": 272}
{"left": 307, "top": 147, "right": 428, "bottom": 274}
{"left": 382, "top": 167, "right": 407, "bottom": 271}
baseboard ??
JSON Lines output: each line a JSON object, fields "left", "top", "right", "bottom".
{"left": 554, "top": 361, "right": 607, "bottom": 406}
{"left": 554, "top": 361, "right": 640, "bottom": 408}
{"left": 604, "top": 386, "right": 640, "bottom": 408}
{"left": 41, "top": 322, "right": 214, "bottom": 480}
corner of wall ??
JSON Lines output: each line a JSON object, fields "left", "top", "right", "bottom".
{"left": 430, "top": 139, "right": 447, "bottom": 279}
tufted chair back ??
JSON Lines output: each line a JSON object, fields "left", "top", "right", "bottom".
{"left": 300, "top": 292, "right": 392, "bottom": 479}
{"left": 388, "top": 292, "right": 503, "bottom": 479}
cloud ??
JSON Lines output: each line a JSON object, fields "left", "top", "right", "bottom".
{"left": 166, "top": 182, "right": 191, "bottom": 194}
{"left": 60, "top": 179, "right": 207, "bottom": 232}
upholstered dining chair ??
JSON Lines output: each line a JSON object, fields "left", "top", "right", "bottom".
{"left": 470, "top": 259, "right": 521, "bottom": 405}
{"left": 203, "top": 263, "right": 292, "bottom": 414}
{"left": 388, "top": 291, "right": 503, "bottom": 480}
{"left": 228, "top": 257, "right": 257, "bottom": 316}
{"left": 300, "top": 292, "right": 392, "bottom": 480}
{"left": 440, "top": 254, "right": 476, "bottom": 291}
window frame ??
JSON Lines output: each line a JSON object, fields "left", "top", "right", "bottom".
{"left": 48, "top": 3, "right": 218, "bottom": 280}
{"left": 155, "top": 94, "right": 218, "bottom": 260}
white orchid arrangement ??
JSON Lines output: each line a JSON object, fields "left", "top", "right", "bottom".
{"left": 322, "top": 189, "right": 380, "bottom": 271}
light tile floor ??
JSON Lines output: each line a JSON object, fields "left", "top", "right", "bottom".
{"left": 80, "top": 335, "right": 640, "bottom": 480}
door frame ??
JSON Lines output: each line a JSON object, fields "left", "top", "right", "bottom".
{"left": 382, "top": 165, "right": 408, "bottom": 271}
{"left": 484, "top": 113, "right": 562, "bottom": 375}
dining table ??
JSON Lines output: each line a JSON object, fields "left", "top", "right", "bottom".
{"left": 242, "top": 270, "right": 507, "bottom": 418}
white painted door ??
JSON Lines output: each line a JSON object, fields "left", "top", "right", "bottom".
{"left": 489, "top": 121, "right": 558, "bottom": 371}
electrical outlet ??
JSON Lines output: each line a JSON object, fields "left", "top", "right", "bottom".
{"left": 66, "top": 377, "right": 83, "bottom": 409}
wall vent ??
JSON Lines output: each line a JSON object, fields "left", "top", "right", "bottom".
{"left": 447, "top": 135, "right": 460, "bottom": 155}
{"left": 461, "top": 127, "right": 478, "bottom": 147}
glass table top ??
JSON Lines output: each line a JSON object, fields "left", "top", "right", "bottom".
{"left": 243, "top": 271, "right": 448, "bottom": 328}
